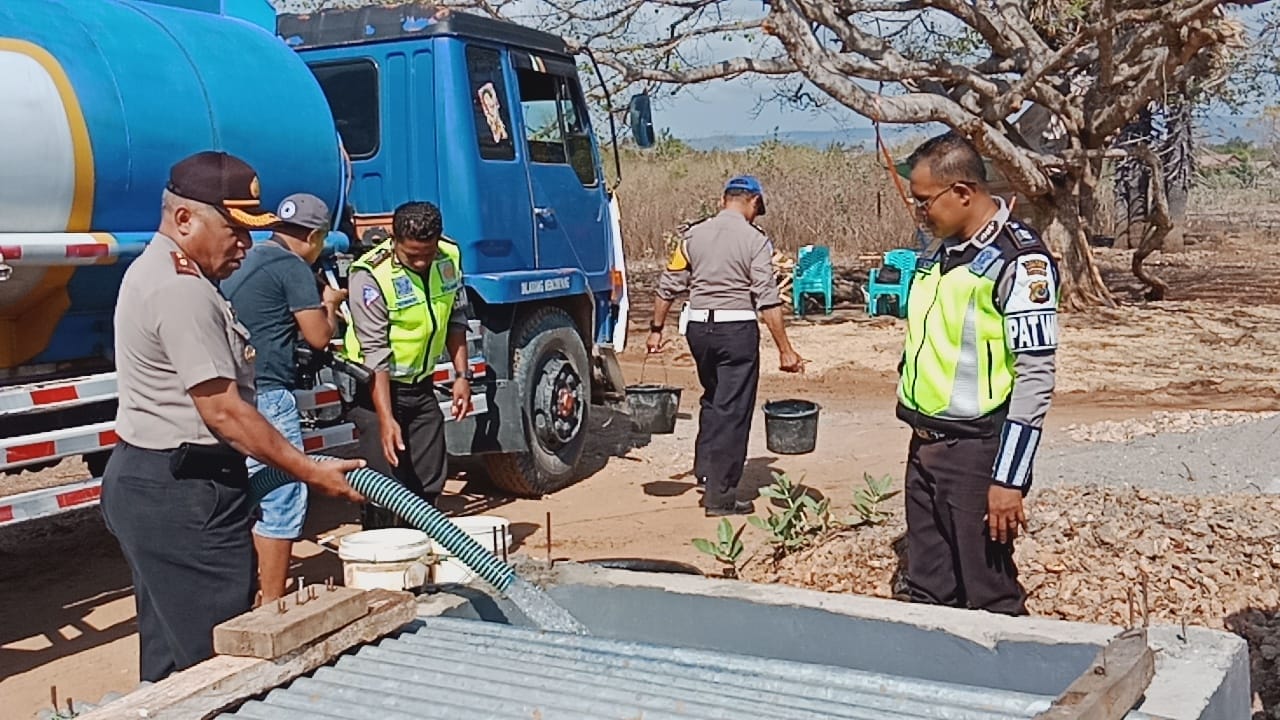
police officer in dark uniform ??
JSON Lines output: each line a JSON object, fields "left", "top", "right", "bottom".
{"left": 103, "top": 151, "right": 363, "bottom": 682}
{"left": 897, "top": 132, "right": 1059, "bottom": 615}
{"left": 647, "top": 176, "right": 805, "bottom": 517}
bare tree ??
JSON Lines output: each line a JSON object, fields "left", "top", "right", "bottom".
{"left": 502, "top": 0, "right": 1254, "bottom": 308}
{"left": 276, "top": 0, "right": 1254, "bottom": 308}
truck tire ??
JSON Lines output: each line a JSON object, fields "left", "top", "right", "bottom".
{"left": 484, "top": 307, "right": 590, "bottom": 497}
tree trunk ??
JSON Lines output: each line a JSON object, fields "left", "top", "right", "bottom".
{"left": 1024, "top": 184, "right": 1114, "bottom": 311}
{"left": 1114, "top": 107, "right": 1154, "bottom": 250}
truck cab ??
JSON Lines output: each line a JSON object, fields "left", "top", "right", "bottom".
{"left": 279, "top": 5, "right": 648, "bottom": 497}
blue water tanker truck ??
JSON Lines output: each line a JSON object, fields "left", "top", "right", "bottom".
{"left": 0, "top": 0, "right": 656, "bottom": 525}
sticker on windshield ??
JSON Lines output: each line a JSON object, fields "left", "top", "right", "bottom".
{"left": 477, "top": 83, "right": 509, "bottom": 143}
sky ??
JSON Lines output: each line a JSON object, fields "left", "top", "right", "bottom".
{"left": 651, "top": 78, "right": 873, "bottom": 140}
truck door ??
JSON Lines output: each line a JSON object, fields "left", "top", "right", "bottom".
{"left": 511, "top": 53, "right": 609, "bottom": 276}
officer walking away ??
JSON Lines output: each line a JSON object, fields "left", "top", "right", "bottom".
{"left": 102, "top": 151, "right": 364, "bottom": 682}
{"left": 647, "top": 176, "right": 806, "bottom": 517}
{"left": 896, "top": 132, "right": 1059, "bottom": 615}
{"left": 342, "top": 201, "right": 473, "bottom": 527}
{"left": 222, "top": 193, "right": 347, "bottom": 601}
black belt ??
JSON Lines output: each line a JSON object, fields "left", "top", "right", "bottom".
{"left": 912, "top": 427, "right": 948, "bottom": 441}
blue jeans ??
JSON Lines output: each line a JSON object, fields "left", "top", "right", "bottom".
{"left": 248, "top": 387, "right": 308, "bottom": 540}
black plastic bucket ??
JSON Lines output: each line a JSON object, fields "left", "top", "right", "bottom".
{"left": 763, "top": 399, "right": 820, "bottom": 454}
{"left": 626, "top": 384, "right": 682, "bottom": 434}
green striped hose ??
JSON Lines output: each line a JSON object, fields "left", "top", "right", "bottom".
{"left": 248, "top": 457, "right": 517, "bottom": 593}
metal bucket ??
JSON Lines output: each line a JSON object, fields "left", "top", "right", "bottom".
{"left": 763, "top": 399, "right": 820, "bottom": 454}
{"left": 626, "top": 384, "right": 682, "bottom": 434}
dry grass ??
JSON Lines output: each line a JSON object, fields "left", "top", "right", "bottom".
{"left": 614, "top": 143, "right": 917, "bottom": 264}
{"left": 613, "top": 142, "right": 1280, "bottom": 267}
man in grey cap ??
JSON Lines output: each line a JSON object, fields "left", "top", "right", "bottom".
{"left": 223, "top": 192, "right": 348, "bottom": 600}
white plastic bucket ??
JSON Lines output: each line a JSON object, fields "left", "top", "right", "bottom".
{"left": 338, "top": 528, "right": 433, "bottom": 591}
{"left": 431, "top": 516, "right": 512, "bottom": 585}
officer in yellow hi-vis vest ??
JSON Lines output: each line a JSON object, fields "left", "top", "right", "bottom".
{"left": 343, "top": 201, "right": 473, "bottom": 526}
{"left": 897, "top": 132, "right": 1059, "bottom": 616}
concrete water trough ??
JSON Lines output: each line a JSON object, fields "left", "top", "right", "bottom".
{"left": 225, "top": 563, "right": 1250, "bottom": 720}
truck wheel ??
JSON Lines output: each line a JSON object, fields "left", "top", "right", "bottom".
{"left": 484, "top": 307, "right": 590, "bottom": 497}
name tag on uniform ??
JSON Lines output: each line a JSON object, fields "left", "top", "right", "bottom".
{"left": 391, "top": 275, "right": 421, "bottom": 309}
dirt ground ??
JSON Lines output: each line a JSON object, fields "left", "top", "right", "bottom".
{"left": 3, "top": 232, "right": 1280, "bottom": 718}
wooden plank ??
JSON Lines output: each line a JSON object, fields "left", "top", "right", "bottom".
{"left": 80, "top": 588, "right": 417, "bottom": 720}
{"left": 1033, "top": 629, "right": 1156, "bottom": 720}
{"left": 213, "top": 584, "right": 367, "bottom": 659}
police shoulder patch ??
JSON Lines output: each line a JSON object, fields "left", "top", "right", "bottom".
{"left": 968, "top": 245, "right": 1003, "bottom": 276}
{"left": 361, "top": 283, "right": 381, "bottom": 307}
{"left": 1004, "top": 252, "right": 1059, "bottom": 316}
{"left": 666, "top": 244, "right": 689, "bottom": 272}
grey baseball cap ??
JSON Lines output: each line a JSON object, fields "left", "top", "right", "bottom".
{"left": 274, "top": 193, "right": 331, "bottom": 231}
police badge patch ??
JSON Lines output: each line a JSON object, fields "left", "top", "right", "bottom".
{"left": 1029, "top": 280, "right": 1051, "bottom": 304}
{"left": 362, "top": 284, "right": 380, "bottom": 306}
{"left": 969, "top": 245, "right": 1002, "bottom": 276}
{"left": 392, "top": 275, "right": 415, "bottom": 300}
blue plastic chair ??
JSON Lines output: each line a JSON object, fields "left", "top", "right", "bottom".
{"left": 865, "top": 249, "right": 918, "bottom": 318}
{"left": 792, "top": 245, "right": 833, "bottom": 317}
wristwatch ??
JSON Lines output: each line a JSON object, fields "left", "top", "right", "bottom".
{"left": 459, "top": 368, "right": 475, "bottom": 381}
{"left": 649, "top": 323, "right": 664, "bottom": 333}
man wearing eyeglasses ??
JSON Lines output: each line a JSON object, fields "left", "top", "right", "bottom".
{"left": 896, "top": 132, "right": 1059, "bottom": 616}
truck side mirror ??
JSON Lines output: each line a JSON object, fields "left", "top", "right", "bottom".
{"left": 628, "top": 93, "right": 655, "bottom": 149}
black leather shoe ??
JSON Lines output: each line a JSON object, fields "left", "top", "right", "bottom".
{"left": 704, "top": 500, "right": 753, "bottom": 517}
{"left": 695, "top": 479, "right": 706, "bottom": 494}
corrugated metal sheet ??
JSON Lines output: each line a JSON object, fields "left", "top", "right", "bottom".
{"left": 223, "top": 616, "right": 1150, "bottom": 720}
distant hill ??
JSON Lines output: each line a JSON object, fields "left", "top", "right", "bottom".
{"left": 682, "top": 125, "right": 932, "bottom": 152}
{"left": 682, "top": 114, "right": 1267, "bottom": 152}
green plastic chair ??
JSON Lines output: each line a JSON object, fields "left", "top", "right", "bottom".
{"left": 792, "top": 245, "right": 833, "bottom": 316}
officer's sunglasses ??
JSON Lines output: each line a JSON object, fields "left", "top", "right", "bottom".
{"left": 912, "top": 182, "right": 966, "bottom": 214}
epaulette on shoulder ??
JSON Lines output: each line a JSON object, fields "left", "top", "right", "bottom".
{"left": 677, "top": 214, "right": 713, "bottom": 236}
{"left": 1003, "top": 219, "right": 1045, "bottom": 251}
{"left": 170, "top": 251, "right": 200, "bottom": 277}
{"left": 363, "top": 245, "right": 394, "bottom": 267}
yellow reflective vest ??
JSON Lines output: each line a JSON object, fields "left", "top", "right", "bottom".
{"left": 342, "top": 239, "right": 462, "bottom": 383}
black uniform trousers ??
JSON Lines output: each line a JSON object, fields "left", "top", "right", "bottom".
{"left": 686, "top": 320, "right": 760, "bottom": 510}
{"left": 100, "top": 442, "right": 255, "bottom": 682}
{"left": 904, "top": 433, "right": 1027, "bottom": 615}
{"left": 348, "top": 379, "right": 447, "bottom": 529}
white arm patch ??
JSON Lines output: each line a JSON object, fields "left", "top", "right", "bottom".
{"left": 1003, "top": 253, "right": 1058, "bottom": 353}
